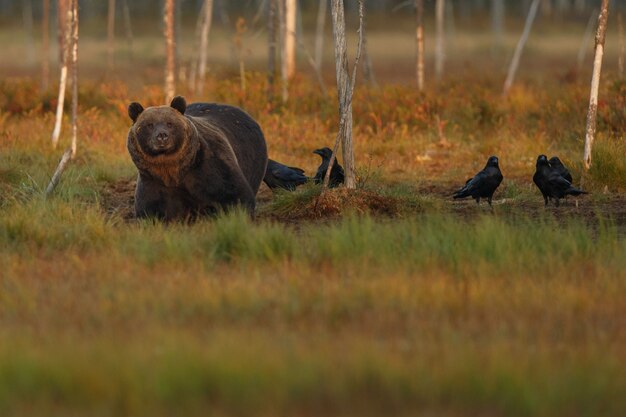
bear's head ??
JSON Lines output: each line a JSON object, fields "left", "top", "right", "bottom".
{"left": 128, "top": 96, "right": 189, "bottom": 157}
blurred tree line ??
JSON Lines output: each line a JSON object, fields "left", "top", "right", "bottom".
{"left": 1, "top": 0, "right": 623, "bottom": 24}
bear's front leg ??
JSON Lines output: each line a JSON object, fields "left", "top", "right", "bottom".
{"left": 134, "top": 175, "right": 189, "bottom": 220}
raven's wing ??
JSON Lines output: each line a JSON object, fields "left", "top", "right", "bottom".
{"left": 453, "top": 170, "right": 487, "bottom": 198}
{"left": 271, "top": 166, "right": 307, "bottom": 183}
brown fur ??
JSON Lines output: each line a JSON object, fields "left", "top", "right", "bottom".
{"left": 127, "top": 97, "right": 268, "bottom": 220}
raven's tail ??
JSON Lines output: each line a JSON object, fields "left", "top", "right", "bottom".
{"left": 566, "top": 187, "right": 588, "bottom": 197}
{"left": 452, "top": 188, "right": 470, "bottom": 199}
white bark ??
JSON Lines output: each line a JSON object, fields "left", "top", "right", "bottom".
{"left": 47, "top": 0, "right": 78, "bottom": 196}
{"left": 327, "top": 0, "right": 364, "bottom": 190}
{"left": 583, "top": 0, "right": 609, "bottom": 170}
{"left": 435, "top": 0, "right": 445, "bottom": 82}
{"left": 503, "top": 0, "right": 540, "bottom": 96}
{"left": 285, "top": 0, "right": 297, "bottom": 79}
{"left": 577, "top": 8, "right": 598, "bottom": 72}
{"left": 51, "top": 1, "right": 72, "bottom": 149}
{"left": 278, "top": 0, "right": 288, "bottom": 101}
{"left": 415, "top": 0, "right": 424, "bottom": 91}
{"left": 164, "top": 0, "right": 176, "bottom": 103}
{"left": 197, "top": 0, "right": 214, "bottom": 95}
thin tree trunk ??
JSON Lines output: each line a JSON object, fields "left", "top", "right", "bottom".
{"left": 197, "top": 0, "right": 213, "bottom": 95}
{"left": 22, "top": 0, "right": 35, "bottom": 64}
{"left": 188, "top": 0, "right": 206, "bottom": 93}
{"left": 577, "top": 8, "right": 598, "bottom": 72}
{"left": 57, "top": 0, "right": 67, "bottom": 64}
{"left": 361, "top": 19, "right": 377, "bottom": 87}
{"left": 47, "top": 0, "right": 78, "bottom": 196}
{"left": 235, "top": 17, "right": 247, "bottom": 95}
{"left": 296, "top": 35, "right": 327, "bottom": 95}
{"left": 361, "top": 38, "right": 376, "bottom": 88}
{"left": 285, "top": 0, "right": 296, "bottom": 79}
{"left": 107, "top": 0, "right": 115, "bottom": 69}
{"left": 278, "top": 0, "right": 288, "bottom": 101}
{"left": 122, "top": 0, "right": 134, "bottom": 61}
{"left": 491, "top": 0, "right": 504, "bottom": 52}
{"left": 618, "top": 13, "right": 624, "bottom": 78}
{"left": 415, "top": 0, "right": 424, "bottom": 91}
{"left": 583, "top": 0, "right": 609, "bottom": 170}
{"left": 502, "top": 0, "right": 540, "bottom": 96}
{"left": 164, "top": 0, "right": 176, "bottom": 103}
{"left": 268, "top": 0, "right": 277, "bottom": 103}
{"left": 314, "top": 0, "right": 327, "bottom": 74}
{"left": 435, "top": 0, "right": 445, "bottom": 82}
{"left": 42, "top": 0, "right": 50, "bottom": 91}
{"left": 328, "top": 0, "right": 364, "bottom": 190}
{"left": 69, "top": 0, "right": 78, "bottom": 158}
{"left": 51, "top": 0, "right": 71, "bottom": 149}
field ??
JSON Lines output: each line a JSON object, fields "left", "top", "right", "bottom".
{"left": 1, "top": 13, "right": 626, "bottom": 417}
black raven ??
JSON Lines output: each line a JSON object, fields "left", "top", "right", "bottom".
{"left": 263, "top": 159, "right": 308, "bottom": 191}
{"left": 534, "top": 154, "right": 587, "bottom": 207}
{"left": 533, "top": 155, "right": 552, "bottom": 206}
{"left": 452, "top": 155, "right": 503, "bottom": 206}
{"left": 313, "top": 147, "right": 345, "bottom": 188}
{"left": 548, "top": 156, "right": 573, "bottom": 183}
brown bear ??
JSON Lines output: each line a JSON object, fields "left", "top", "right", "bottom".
{"left": 127, "top": 96, "right": 268, "bottom": 220}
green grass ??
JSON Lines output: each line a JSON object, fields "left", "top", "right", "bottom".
{"left": 0, "top": 57, "right": 624, "bottom": 416}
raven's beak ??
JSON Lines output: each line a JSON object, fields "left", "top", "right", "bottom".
{"left": 313, "top": 149, "right": 322, "bottom": 156}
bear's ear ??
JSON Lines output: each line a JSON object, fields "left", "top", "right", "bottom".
{"left": 170, "top": 96, "right": 187, "bottom": 115}
{"left": 128, "top": 102, "right": 144, "bottom": 123}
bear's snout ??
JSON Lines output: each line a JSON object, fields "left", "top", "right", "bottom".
{"left": 151, "top": 128, "right": 172, "bottom": 151}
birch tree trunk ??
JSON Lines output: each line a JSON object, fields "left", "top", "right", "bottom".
{"left": 268, "top": 0, "right": 277, "bottom": 103}
{"left": 107, "top": 0, "right": 116, "bottom": 70}
{"left": 57, "top": 0, "right": 67, "bottom": 63}
{"left": 491, "top": 0, "right": 504, "bottom": 52}
{"left": 577, "top": 8, "right": 597, "bottom": 72}
{"left": 502, "top": 0, "right": 540, "bottom": 96}
{"left": 121, "top": 0, "right": 133, "bottom": 60}
{"left": 285, "top": 0, "right": 297, "bottom": 79}
{"left": 22, "top": 0, "right": 35, "bottom": 65}
{"left": 164, "top": 0, "right": 176, "bottom": 103}
{"left": 415, "top": 0, "right": 424, "bottom": 91}
{"left": 435, "top": 0, "right": 445, "bottom": 82}
{"left": 278, "top": 0, "right": 288, "bottom": 101}
{"left": 51, "top": 0, "right": 71, "bottom": 148}
{"left": 197, "top": 0, "right": 213, "bottom": 95}
{"left": 583, "top": 0, "right": 609, "bottom": 170}
{"left": 46, "top": 0, "right": 78, "bottom": 196}
{"left": 314, "top": 0, "right": 327, "bottom": 75}
{"left": 361, "top": 32, "right": 376, "bottom": 87}
{"left": 329, "top": 0, "right": 363, "bottom": 190}
{"left": 42, "top": 0, "right": 50, "bottom": 91}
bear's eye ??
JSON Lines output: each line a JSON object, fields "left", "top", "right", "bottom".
{"left": 146, "top": 123, "right": 153, "bottom": 129}
{"left": 167, "top": 122, "right": 172, "bottom": 128}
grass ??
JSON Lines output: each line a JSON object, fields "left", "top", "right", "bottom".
{"left": 0, "top": 24, "right": 625, "bottom": 415}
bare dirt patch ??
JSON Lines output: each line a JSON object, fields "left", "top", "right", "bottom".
{"left": 100, "top": 178, "right": 136, "bottom": 220}
{"left": 100, "top": 178, "right": 626, "bottom": 236}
